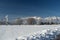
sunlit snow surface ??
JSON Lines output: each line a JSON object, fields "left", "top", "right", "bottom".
{"left": 0, "top": 25, "right": 60, "bottom": 40}
{"left": 17, "top": 29, "right": 60, "bottom": 40}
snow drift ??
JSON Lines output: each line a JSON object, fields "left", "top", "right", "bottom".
{"left": 0, "top": 25, "right": 60, "bottom": 40}
{"left": 16, "top": 29, "right": 60, "bottom": 40}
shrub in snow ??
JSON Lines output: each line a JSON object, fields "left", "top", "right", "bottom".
{"left": 27, "top": 18, "right": 36, "bottom": 25}
{"left": 54, "top": 34, "right": 60, "bottom": 40}
{"left": 16, "top": 29, "right": 60, "bottom": 40}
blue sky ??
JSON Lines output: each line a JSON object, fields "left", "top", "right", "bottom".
{"left": 0, "top": 0, "right": 60, "bottom": 18}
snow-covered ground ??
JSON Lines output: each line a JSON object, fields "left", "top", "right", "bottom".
{"left": 0, "top": 25, "right": 60, "bottom": 40}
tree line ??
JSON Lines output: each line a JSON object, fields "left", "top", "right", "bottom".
{"left": 0, "top": 16, "right": 60, "bottom": 25}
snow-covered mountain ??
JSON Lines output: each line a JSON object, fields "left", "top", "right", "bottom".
{"left": 13, "top": 16, "right": 60, "bottom": 25}
{"left": 1, "top": 16, "right": 60, "bottom": 25}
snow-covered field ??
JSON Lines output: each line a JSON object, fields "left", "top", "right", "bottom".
{"left": 0, "top": 25, "right": 60, "bottom": 40}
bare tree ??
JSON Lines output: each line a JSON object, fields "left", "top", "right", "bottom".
{"left": 54, "top": 34, "right": 60, "bottom": 40}
{"left": 27, "top": 18, "right": 36, "bottom": 25}
{"left": 14, "top": 18, "right": 23, "bottom": 25}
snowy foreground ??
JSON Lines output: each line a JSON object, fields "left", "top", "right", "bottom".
{"left": 17, "top": 28, "right": 60, "bottom": 40}
{"left": 0, "top": 25, "right": 60, "bottom": 40}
